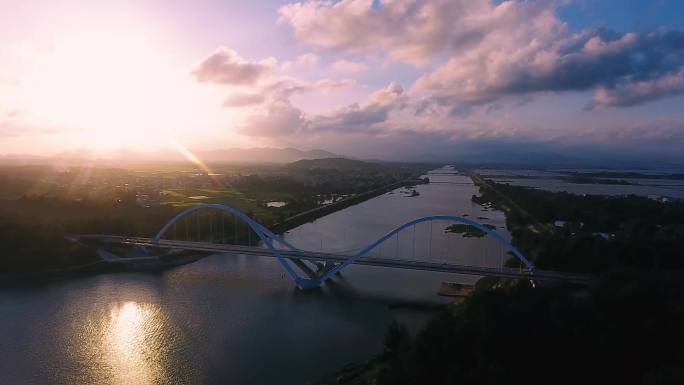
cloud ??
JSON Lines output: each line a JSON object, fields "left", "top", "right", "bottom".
{"left": 280, "top": 1, "right": 684, "bottom": 108}
{"left": 223, "top": 93, "right": 266, "bottom": 107}
{"left": 311, "top": 82, "right": 403, "bottom": 133}
{"left": 191, "top": 45, "right": 357, "bottom": 115}
{"left": 331, "top": 59, "right": 368, "bottom": 74}
{"left": 288, "top": 113, "right": 684, "bottom": 163}
{"left": 191, "top": 47, "right": 273, "bottom": 85}
{"left": 310, "top": 78, "right": 357, "bottom": 92}
{"left": 189, "top": 3, "right": 684, "bottom": 163}
{"left": 416, "top": 28, "right": 684, "bottom": 107}
{"left": 281, "top": 53, "right": 320, "bottom": 71}
{"left": 590, "top": 70, "right": 684, "bottom": 108}
{"left": 278, "top": 0, "right": 561, "bottom": 65}
{"left": 0, "top": 122, "right": 21, "bottom": 137}
{"left": 240, "top": 97, "right": 307, "bottom": 137}
{"left": 223, "top": 78, "right": 356, "bottom": 109}
{"left": 239, "top": 81, "right": 405, "bottom": 137}
{"left": 272, "top": 78, "right": 356, "bottom": 97}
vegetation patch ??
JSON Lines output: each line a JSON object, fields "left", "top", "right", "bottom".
{"left": 444, "top": 223, "right": 496, "bottom": 237}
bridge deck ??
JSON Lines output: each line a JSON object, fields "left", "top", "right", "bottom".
{"left": 80, "top": 235, "right": 594, "bottom": 285}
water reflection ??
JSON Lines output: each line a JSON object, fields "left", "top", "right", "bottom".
{"left": 104, "top": 302, "right": 163, "bottom": 385}
{"left": 1, "top": 167, "right": 501, "bottom": 385}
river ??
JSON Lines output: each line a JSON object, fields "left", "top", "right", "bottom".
{"left": 0, "top": 166, "right": 508, "bottom": 385}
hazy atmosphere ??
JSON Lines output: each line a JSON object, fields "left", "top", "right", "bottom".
{"left": 2, "top": 0, "right": 684, "bottom": 165}
{"left": 3, "top": 2, "right": 684, "bottom": 385}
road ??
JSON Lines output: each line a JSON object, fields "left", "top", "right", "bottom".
{"left": 78, "top": 235, "right": 594, "bottom": 285}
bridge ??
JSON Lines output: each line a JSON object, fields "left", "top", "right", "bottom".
{"left": 76, "top": 204, "right": 593, "bottom": 289}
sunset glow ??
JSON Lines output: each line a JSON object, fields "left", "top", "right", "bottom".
{"left": 10, "top": 27, "right": 207, "bottom": 150}
{"left": 2, "top": 2, "right": 684, "bottom": 384}
{"left": 1, "top": 0, "right": 683, "bottom": 163}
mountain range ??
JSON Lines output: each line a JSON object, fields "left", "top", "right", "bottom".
{"left": 0, "top": 147, "right": 339, "bottom": 165}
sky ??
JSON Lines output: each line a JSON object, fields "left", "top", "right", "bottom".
{"left": 1, "top": 0, "right": 684, "bottom": 164}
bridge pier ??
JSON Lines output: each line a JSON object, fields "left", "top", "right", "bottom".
{"left": 295, "top": 277, "right": 322, "bottom": 290}
{"left": 321, "top": 261, "right": 341, "bottom": 276}
{"left": 290, "top": 258, "right": 320, "bottom": 280}
{"left": 292, "top": 259, "right": 341, "bottom": 285}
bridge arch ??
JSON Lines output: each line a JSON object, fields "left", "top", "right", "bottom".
{"left": 153, "top": 203, "right": 306, "bottom": 285}
{"left": 152, "top": 204, "right": 534, "bottom": 289}
{"left": 318, "top": 215, "right": 534, "bottom": 282}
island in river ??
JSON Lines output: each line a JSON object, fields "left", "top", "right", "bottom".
{"left": 444, "top": 223, "right": 496, "bottom": 237}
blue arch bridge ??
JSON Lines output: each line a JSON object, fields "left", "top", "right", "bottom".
{"left": 75, "top": 204, "right": 592, "bottom": 289}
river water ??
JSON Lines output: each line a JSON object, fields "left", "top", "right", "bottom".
{"left": 477, "top": 168, "right": 684, "bottom": 199}
{"left": 0, "top": 167, "right": 508, "bottom": 385}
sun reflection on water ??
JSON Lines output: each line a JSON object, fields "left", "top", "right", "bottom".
{"left": 104, "top": 302, "right": 163, "bottom": 385}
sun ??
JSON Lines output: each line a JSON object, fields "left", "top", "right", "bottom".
{"left": 16, "top": 26, "right": 207, "bottom": 151}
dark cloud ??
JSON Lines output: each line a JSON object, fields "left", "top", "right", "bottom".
{"left": 518, "top": 30, "right": 684, "bottom": 97}
{"left": 417, "top": 28, "right": 684, "bottom": 107}
{"left": 590, "top": 69, "right": 684, "bottom": 108}
{"left": 281, "top": 1, "right": 684, "bottom": 108}
{"left": 275, "top": 116, "right": 684, "bottom": 165}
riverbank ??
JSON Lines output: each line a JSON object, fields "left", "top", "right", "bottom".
{"left": 469, "top": 171, "right": 551, "bottom": 234}
{"left": 0, "top": 260, "right": 113, "bottom": 287}
{"left": 0, "top": 175, "right": 431, "bottom": 282}
{"left": 271, "top": 176, "right": 429, "bottom": 234}
{"left": 1, "top": 165, "right": 552, "bottom": 385}
{"left": 315, "top": 173, "right": 684, "bottom": 385}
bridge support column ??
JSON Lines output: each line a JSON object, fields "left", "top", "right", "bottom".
{"left": 295, "top": 277, "right": 322, "bottom": 290}
{"left": 290, "top": 258, "right": 320, "bottom": 280}
{"left": 322, "top": 261, "right": 340, "bottom": 276}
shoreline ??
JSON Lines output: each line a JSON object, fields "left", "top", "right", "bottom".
{"left": 271, "top": 175, "right": 429, "bottom": 234}
{"left": 0, "top": 174, "right": 431, "bottom": 283}
{"left": 306, "top": 173, "right": 518, "bottom": 384}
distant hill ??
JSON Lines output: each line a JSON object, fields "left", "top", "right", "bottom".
{"left": 285, "top": 157, "right": 379, "bottom": 170}
{"left": 196, "top": 147, "right": 338, "bottom": 163}
{"left": 0, "top": 147, "right": 339, "bottom": 165}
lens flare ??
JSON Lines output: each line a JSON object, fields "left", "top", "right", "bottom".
{"left": 171, "top": 142, "right": 223, "bottom": 187}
